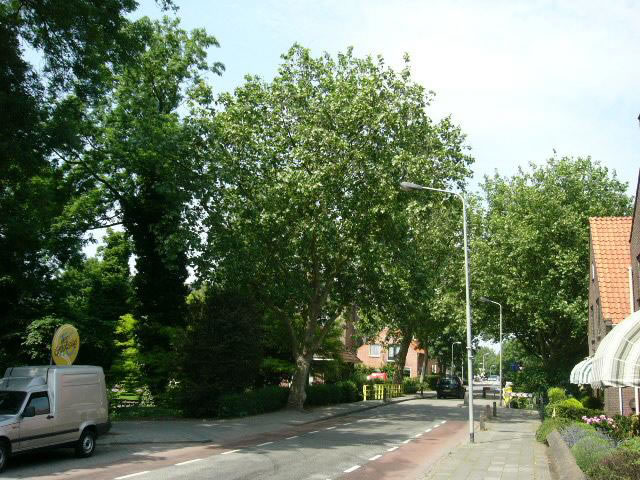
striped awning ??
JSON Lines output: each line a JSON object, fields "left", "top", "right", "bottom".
{"left": 591, "top": 310, "right": 640, "bottom": 388}
{"left": 570, "top": 357, "right": 593, "bottom": 385}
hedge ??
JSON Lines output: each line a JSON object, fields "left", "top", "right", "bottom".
{"left": 306, "top": 381, "right": 358, "bottom": 406}
{"left": 544, "top": 398, "right": 602, "bottom": 421}
{"left": 217, "top": 386, "right": 289, "bottom": 418}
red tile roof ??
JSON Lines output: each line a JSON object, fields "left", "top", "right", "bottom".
{"left": 590, "top": 217, "right": 632, "bottom": 324}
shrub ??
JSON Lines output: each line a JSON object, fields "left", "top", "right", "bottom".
{"left": 403, "top": 378, "right": 423, "bottom": 394}
{"left": 559, "top": 423, "right": 597, "bottom": 448}
{"left": 536, "top": 417, "right": 572, "bottom": 443}
{"left": 305, "top": 383, "right": 347, "bottom": 406}
{"left": 425, "top": 375, "right": 441, "bottom": 391}
{"left": 570, "top": 434, "right": 615, "bottom": 472}
{"left": 619, "top": 436, "right": 640, "bottom": 453}
{"left": 545, "top": 398, "right": 601, "bottom": 420}
{"left": 547, "top": 387, "right": 567, "bottom": 404}
{"left": 336, "top": 381, "right": 359, "bottom": 403}
{"left": 217, "top": 386, "right": 288, "bottom": 418}
{"left": 587, "top": 448, "right": 640, "bottom": 480}
{"left": 612, "top": 414, "right": 640, "bottom": 440}
{"left": 580, "top": 395, "right": 603, "bottom": 410}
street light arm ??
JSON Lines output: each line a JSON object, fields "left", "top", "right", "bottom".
{"left": 400, "top": 182, "right": 466, "bottom": 205}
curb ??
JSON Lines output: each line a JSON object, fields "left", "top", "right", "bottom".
{"left": 101, "top": 393, "right": 433, "bottom": 446}
{"left": 546, "top": 430, "right": 586, "bottom": 480}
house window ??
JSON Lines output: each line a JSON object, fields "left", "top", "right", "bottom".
{"left": 387, "top": 345, "right": 400, "bottom": 360}
{"left": 369, "top": 344, "right": 381, "bottom": 357}
{"left": 431, "top": 364, "right": 438, "bottom": 374}
{"left": 403, "top": 367, "right": 411, "bottom": 377}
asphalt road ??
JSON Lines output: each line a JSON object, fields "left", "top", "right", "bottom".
{"left": 1, "top": 397, "right": 483, "bottom": 480}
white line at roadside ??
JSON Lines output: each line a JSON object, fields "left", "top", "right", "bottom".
{"left": 344, "top": 465, "right": 361, "bottom": 473}
{"left": 308, "top": 430, "right": 319, "bottom": 434}
{"left": 175, "top": 459, "right": 202, "bottom": 466}
{"left": 425, "top": 428, "right": 432, "bottom": 433}
{"left": 433, "top": 424, "right": 440, "bottom": 428}
{"left": 402, "top": 439, "right": 411, "bottom": 444}
{"left": 368, "top": 454, "right": 382, "bottom": 461}
{"left": 286, "top": 435, "right": 299, "bottom": 439}
{"left": 115, "top": 472, "right": 150, "bottom": 480}
{"left": 325, "top": 426, "right": 336, "bottom": 430}
{"left": 221, "top": 449, "right": 240, "bottom": 455}
{"left": 414, "top": 433, "right": 423, "bottom": 437}
{"left": 257, "top": 441, "right": 273, "bottom": 447}
{"left": 440, "top": 420, "right": 447, "bottom": 424}
{"left": 387, "top": 446, "right": 398, "bottom": 452}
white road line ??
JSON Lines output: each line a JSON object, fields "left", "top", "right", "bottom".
{"left": 425, "top": 428, "right": 432, "bottom": 433}
{"left": 357, "top": 419, "right": 368, "bottom": 422}
{"left": 342, "top": 422, "right": 352, "bottom": 425}
{"left": 257, "top": 441, "right": 273, "bottom": 446}
{"left": 344, "top": 465, "right": 361, "bottom": 473}
{"left": 402, "top": 439, "right": 412, "bottom": 444}
{"left": 221, "top": 449, "right": 240, "bottom": 455}
{"left": 175, "top": 459, "right": 203, "bottom": 466}
{"left": 440, "top": 420, "right": 447, "bottom": 424}
{"left": 368, "top": 454, "right": 382, "bottom": 461}
{"left": 286, "top": 435, "right": 299, "bottom": 439}
{"left": 414, "top": 433, "right": 423, "bottom": 437}
{"left": 325, "top": 426, "right": 336, "bottom": 430}
{"left": 387, "top": 446, "right": 398, "bottom": 451}
{"left": 114, "top": 472, "right": 150, "bottom": 480}
{"left": 433, "top": 424, "right": 440, "bottom": 428}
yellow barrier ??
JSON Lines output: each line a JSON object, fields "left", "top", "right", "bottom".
{"left": 362, "top": 384, "right": 404, "bottom": 400}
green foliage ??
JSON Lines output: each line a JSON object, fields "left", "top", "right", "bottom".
{"left": 536, "top": 417, "right": 572, "bottom": 443}
{"left": 571, "top": 435, "right": 616, "bottom": 472}
{"left": 544, "top": 398, "right": 602, "bottom": 421}
{"left": 207, "top": 44, "right": 472, "bottom": 409}
{"left": 619, "top": 437, "right": 640, "bottom": 453}
{"left": 548, "top": 387, "right": 568, "bottom": 404}
{"left": 580, "top": 395, "right": 603, "bottom": 410}
{"left": 217, "top": 387, "right": 289, "bottom": 419}
{"left": 425, "top": 375, "right": 442, "bottom": 391}
{"left": 611, "top": 415, "right": 640, "bottom": 441}
{"left": 587, "top": 448, "right": 640, "bottom": 480}
{"left": 179, "top": 287, "right": 263, "bottom": 417}
{"left": 475, "top": 158, "right": 632, "bottom": 386}
{"left": 402, "top": 378, "right": 425, "bottom": 394}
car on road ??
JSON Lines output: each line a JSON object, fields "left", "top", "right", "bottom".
{"left": 366, "top": 371, "right": 388, "bottom": 381}
{"left": 435, "top": 376, "right": 465, "bottom": 399}
{"left": 0, "top": 365, "right": 110, "bottom": 472}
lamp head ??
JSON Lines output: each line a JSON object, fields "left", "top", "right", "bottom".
{"left": 400, "top": 181, "right": 424, "bottom": 191}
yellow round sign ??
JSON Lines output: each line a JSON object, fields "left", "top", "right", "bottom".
{"left": 52, "top": 324, "right": 80, "bottom": 366}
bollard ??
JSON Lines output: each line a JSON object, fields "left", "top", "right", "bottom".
{"left": 485, "top": 404, "right": 491, "bottom": 419}
{"left": 493, "top": 401, "right": 497, "bottom": 417}
{"left": 479, "top": 413, "right": 486, "bottom": 431}
{"left": 463, "top": 390, "right": 469, "bottom": 406}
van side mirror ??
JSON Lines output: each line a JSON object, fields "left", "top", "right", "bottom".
{"left": 22, "top": 406, "right": 36, "bottom": 418}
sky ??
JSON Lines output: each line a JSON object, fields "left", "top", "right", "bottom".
{"left": 136, "top": 0, "right": 640, "bottom": 195}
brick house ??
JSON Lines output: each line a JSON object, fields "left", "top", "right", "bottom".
{"left": 588, "top": 216, "right": 634, "bottom": 415}
{"left": 355, "top": 328, "right": 441, "bottom": 378}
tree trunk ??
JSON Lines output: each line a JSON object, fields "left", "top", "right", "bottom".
{"left": 392, "top": 334, "right": 413, "bottom": 384}
{"left": 419, "top": 348, "right": 428, "bottom": 383}
{"left": 287, "top": 354, "right": 312, "bottom": 410}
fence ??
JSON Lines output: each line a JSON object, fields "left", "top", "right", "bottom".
{"left": 362, "top": 383, "right": 404, "bottom": 401}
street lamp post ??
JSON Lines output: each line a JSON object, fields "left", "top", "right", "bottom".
{"left": 482, "top": 353, "right": 488, "bottom": 376}
{"left": 480, "top": 296, "right": 503, "bottom": 405}
{"left": 400, "top": 181, "right": 475, "bottom": 443}
{"left": 451, "top": 341, "right": 461, "bottom": 376}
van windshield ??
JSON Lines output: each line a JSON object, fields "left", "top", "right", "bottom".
{"left": 0, "top": 391, "right": 27, "bottom": 415}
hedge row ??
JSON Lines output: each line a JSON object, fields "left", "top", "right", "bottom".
{"left": 217, "top": 381, "right": 360, "bottom": 418}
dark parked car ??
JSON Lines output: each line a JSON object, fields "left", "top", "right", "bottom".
{"left": 436, "top": 376, "right": 465, "bottom": 399}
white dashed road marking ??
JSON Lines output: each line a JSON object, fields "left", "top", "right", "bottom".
{"left": 175, "top": 459, "right": 202, "bottom": 466}
{"left": 440, "top": 420, "right": 447, "bottom": 424}
{"left": 433, "top": 424, "right": 440, "bottom": 428}
{"left": 425, "top": 428, "right": 432, "bottom": 432}
{"left": 387, "top": 446, "right": 398, "bottom": 452}
{"left": 326, "top": 426, "right": 336, "bottom": 430}
{"left": 221, "top": 449, "right": 241, "bottom": 455}
{"left": 257, "top": 442, "right": 273, "bottom": 447}
{"left": 344, "top": 465, "right": 361, "bottom": 473}
{"left": 402, "top": 439, "right": 412, "bottom": 444}
{"left": 309, "top": 430, "right": 319, "bottom": 434}
{"left": 414, "top": 433, "right": 423, "bottom": 437}
{"left": 368, "top": 454, "right": 382, "bottom": 461}
{"left": 286, "top": 435, "right": 299, "bottom": 439}
{"left": 115, "top": 472, "right": 150, "bottom": 480}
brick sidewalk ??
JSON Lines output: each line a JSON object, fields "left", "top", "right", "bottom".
{"left": 424, "top": 406, "right": 552, "bottom": 480}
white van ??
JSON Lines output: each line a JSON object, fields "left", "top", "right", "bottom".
{"left": 0, "top": 365, "right": 110, "bottom": 471}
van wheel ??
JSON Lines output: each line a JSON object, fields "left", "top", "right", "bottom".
{"left": 0, "top": 440, "right": 9, "bottom": 472}
{"left": 75, "top": 429, "right": 96, "bottom": 458}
